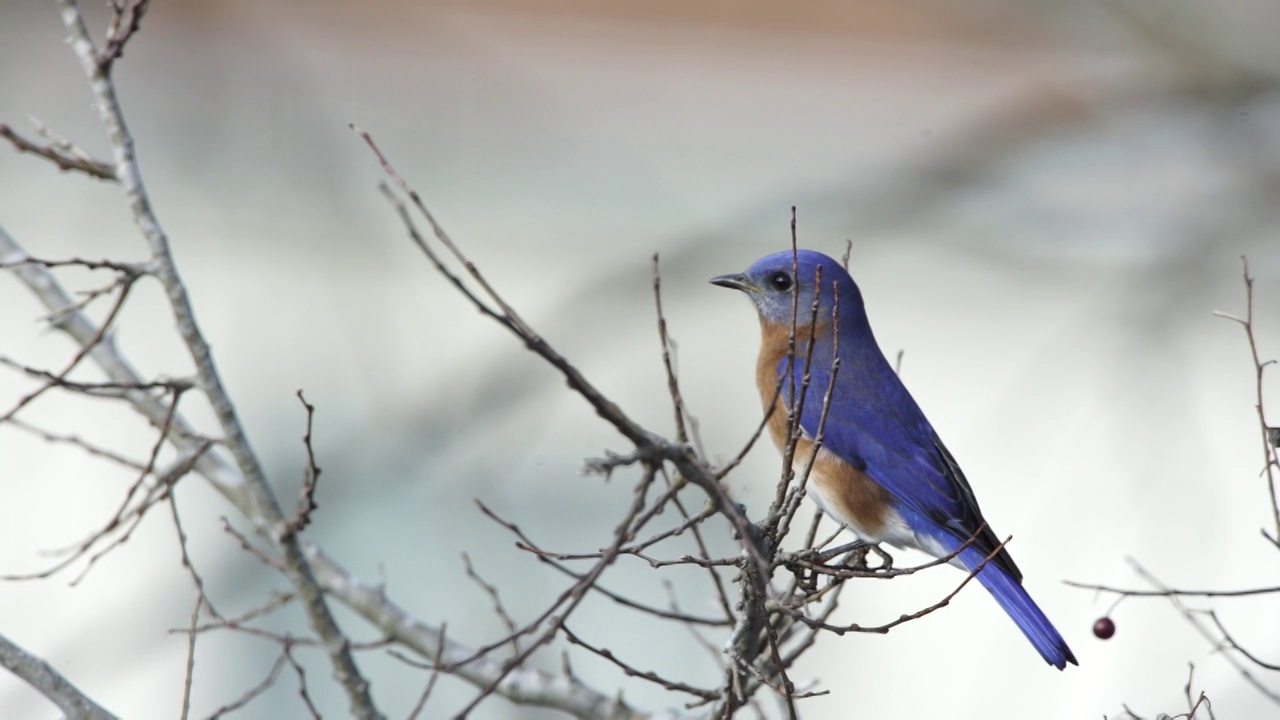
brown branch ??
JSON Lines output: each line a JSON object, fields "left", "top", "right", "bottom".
{"left": 562, "top": 624, "right": 718, "bottom": 700}
{"left": 522, "top": 551, "right": 731, "bottom": 627}
{"left": 1063, "top": 580, "right": 1280, "bottom": 599}
{"left": 3, "top": 220, "right": 657, "bottom": 715}
{"left": 300, "top": 538, "right": 651, "bottom": 719}
{"left": 1205, "top": 610, "right": 1280, "bottom": 671}
{"left": 220, "top": 519, "right": 289, "bottom": 574}
{"left": 281, "top": 390, "right": 321, "bottom": 541}
{"left": 461, "top": 554, "right": 522, "bottom": 655}
{"left": 281, "top": 640, "right": 323, "bottom": 720}
{"left": 658, "top": 475, "right": 736, "bottom": 620}
{"left": 0, "top": 355, "right": 191, "bottom": 397}
{"left": 204, "top": 652, "right": 288, "bottom": 719}
{"left": 0, "top": 271, "right": 139, "bottom": 425}
{"left": 99, "top": 0, "right": 152, "bottom": 74}
{"left": 1, "top": 390, "right": 207, "bottom": 584}
{"left": 0, "top": 254, "right": 141, "bottom": 273}
{"left": 1127, "top": 559, "right": 1280, "bottom": 705}
{"left": 788, "top": 536, "right": 1010, "bottom": 635}
{"left": 354, "top": 125, "right": 772, "bottom": 578}
{"left": 772, "top": 280, "right": 842, "bottom": 546}
{"left": 189, "top": 593, "right": 296, "bottom": 637}
{"left": 0, "top": 122, "right": 116, "bottom": 180}
{"left": 767, "top": 261, "right": 824, "bottom": 538}
{"left": 453, "top": 467, "right": 660, "bottom": 693}
{"left": 5, "top": 417, "right": 147, "bottom": 470}
{"left": 454, "top": 463, "right": 666, "bottom": 715}
{"left": 180, "top": 593, "right": 200, "bottom": 720}
{"left": 1212, "top": 256, "right": 1280, "bottom": 542}
{"left": 712, "top": 380, "right": 781, "bottom": 481}
{"left": 652, "top": 253, "right": 689, "bottom": 444}
{"left": 403, "top": 623, "right": 448, "bottom": 720}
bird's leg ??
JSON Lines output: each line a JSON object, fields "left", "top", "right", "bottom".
{"left": 813, "top": 539, "right": 871, "bottom": 563}
{"left": 868, "top": 544, "right": 894, "bottom": 572}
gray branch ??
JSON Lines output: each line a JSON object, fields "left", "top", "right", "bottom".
{"left": 0, "top": 632, "right": 118, "bottom": 720}
{"left": 2, "top": 220, "right": 688, "bottom": 719}
{"left": 51, "top": 1, "right": 381, "bottom": 717}
{"left": 0, "top": 5, "right": 711, "bottom": 716}
{"left": 302, "top": 540, "right": 675, "bottom": 720}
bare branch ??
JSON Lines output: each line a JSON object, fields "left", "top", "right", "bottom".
{"left": 562, "top": 624, "right": 718, "bottom": 700}
{"left": 353, "top": 126, "right": 773, "bottom": 579}
{"left": 1222, "top": 257, "right": 1280, "bottom": 542}
{"left": 0, "top": 632, "right": 119, "bottom": 720}
{"left": 652, "top": 253, "right": 692, "bottom": 446}
{"left": 1126, "top": 559, "right": 1280, "bottom": 705}
{"left": 180, "top": 593, "right": 200, "bottom": 720}
{"left": 281, "top": 390, "right": 321, "bottom": 541}
{"left": 51, "top": 2, "right": 383, "bottom": 714}
{"left": 300, "top": 539, "right": 654, "bottom": 720}
{"left": 1063, "top": 580, "right": 1280, "bottom": 599}
{"left": 0, "top": 121, "right": 116, "bottom": 180}
{"left": 281, "top": 641, "right": 323, "bottom": 720}
{"left": 788, "top": 536, "right": 1010, "bottom": 636}
{"left": 203, "top": 652, "right": 287, "bottom": 720}
{"left": 462, "top": 553, "right": 523, "bottom": 655}
{"left": 99, "top": 0, "right": 152, "bottom": 74}
{"left": 0, "top": 267, "right": 139, "bottom": 426}
{"left": 454, "top": 466, "right": 662, "bottom": 716}
{"left": 5, "top": 417, "right": 147, "bottom": 470}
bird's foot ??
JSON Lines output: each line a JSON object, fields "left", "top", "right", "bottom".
{"left": 867, "top": 544, "right": 894, "bottom": 572}
{"left": 812, "top": 539, "right": 871, "bottom": 564}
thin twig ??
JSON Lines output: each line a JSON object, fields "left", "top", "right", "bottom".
{"left": 0, "top": 122, "right": 116, "bottom": 179}
{"left": 205, "top": 653, "right": 288, "bottom": 720}
{"left": 789, "top": 536, "right": 1011, "bottom": 635}
{"left": 562, "top": 624, "right": 718, "bottom": 700}
{"left": 404, "top": 623, "right": 448, "bottom": 720}
{"left": 180, "top": 592, "right": 200, "bottom": 720}
{"left": 1212, "top": 257, "right": 1280, "bottom": 543}
{"left": 355, "top": 126, "right": 772, "bottom": 577}
{"left": 281, "top": 641, "right": 323, "bottom": 720}
{"left": 99, "top": 0, "right": 152, "bottom": 74}
{"left": 0, "top": 271, "right": 138, "bottom": 426}
{"left": 1128, "top": 559, "right": 1280, "bottom": 705}
{"left": 281, "top": 390, "right": 321, "bottom": 541}
{"left": 455, "top": 467, "right": 661, "bottom": 715}
{"left": 1063, "top": 581, "right": 1280, "bottom": 598}
{"left": 653, "top": 253, "right": 690, "bottom": 445}
{"left": 462, "top": 554, "right": 522, "bottom": 655}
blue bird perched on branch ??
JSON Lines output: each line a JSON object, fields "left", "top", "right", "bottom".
{"left": 712, "top": 249, "right": 1077, "bottom": 669}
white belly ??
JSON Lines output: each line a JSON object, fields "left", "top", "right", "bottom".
{"left": 800, "top": 456, "right": 956, "bottom": 564}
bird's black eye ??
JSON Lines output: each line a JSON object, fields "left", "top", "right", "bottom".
{"left": 768, "top": 271, "right": 793, "bottom": 292}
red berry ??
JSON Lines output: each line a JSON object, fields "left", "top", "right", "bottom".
{"left": 1093, "top": 617, "right": 1116, "bottom": 639}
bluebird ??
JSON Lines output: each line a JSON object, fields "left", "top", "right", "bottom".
{"left": 712, "top": 249, "right": 1076, "bottom": 669}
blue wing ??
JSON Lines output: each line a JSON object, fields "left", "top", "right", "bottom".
{"left": 779, "top": 354, "right": 1022, "bottom": 582}
{"left": 777, "top": 343, "right": 1077, "bottom": 668}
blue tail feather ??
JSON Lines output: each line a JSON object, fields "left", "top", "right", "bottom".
{"left": 964, "top": 548, "right": 1077, "bottom": 669}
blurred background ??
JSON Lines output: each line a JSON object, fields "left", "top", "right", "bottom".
{"left": 3, "top": 0, "right": 1279, "bottom": 717}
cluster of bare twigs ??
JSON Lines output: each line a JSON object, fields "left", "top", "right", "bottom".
{"left": 0, "top": 4, "right": 1006, "bottom": 719}
{"left": 1069, "top": 258, "right": 1279, "bottom": 719}
{"left": 356, "top": 132, "right": 1006, "bottom": 716}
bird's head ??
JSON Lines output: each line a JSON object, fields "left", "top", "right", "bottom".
{"left": 711, "top": 249, "right": 862, "bottom": 329}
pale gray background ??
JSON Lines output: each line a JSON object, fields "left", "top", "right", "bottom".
{"left": 2, "top": 1, "right": 1279, "bottom": 718}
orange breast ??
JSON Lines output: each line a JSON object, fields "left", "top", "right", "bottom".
{"left": 754, "top": 319, "right": 891, "bottom": 537}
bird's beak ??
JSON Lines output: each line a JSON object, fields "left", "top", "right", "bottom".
{"left": 709, "top": 273, "right": 753, "bottom": 292}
